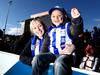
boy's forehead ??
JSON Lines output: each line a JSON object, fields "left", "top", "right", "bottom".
{"left": 49, "top": 6, "right": 66, "bottom": 15}
{"left": 51, "top": 10, "right": 63, "bottom": 15}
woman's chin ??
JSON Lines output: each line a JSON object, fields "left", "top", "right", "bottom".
{"left": 38, "top": 34, "right": 43, "bottom": 37}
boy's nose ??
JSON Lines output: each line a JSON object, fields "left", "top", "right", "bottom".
{"left": 55, "top": 17, "right": 59, "bottom": 21}
{"left": 55, "top": 17, "right": 59, "bottom": 20}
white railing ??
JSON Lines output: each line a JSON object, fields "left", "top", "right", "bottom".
{"left": 0, "top": 51, "right": 99, "bottom": 75}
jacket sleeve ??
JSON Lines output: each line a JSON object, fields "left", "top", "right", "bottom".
{"left": 19, "top": 39, "right": 33, "bottom": 66}
{"left": 70, "top": 16, "right": 84, "bottom": 38}
{"left": 40, "top": 32, "right": 50, "bottom": 53}
{"left": 92, "top": 57, "right": 100, "bottom": 72}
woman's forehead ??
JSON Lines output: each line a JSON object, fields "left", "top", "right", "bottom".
{"left": 32, "top": 20, "right": 42, "bottom": 26}
{"left": 32, "top": 20, "right": 40, "bottom": 24}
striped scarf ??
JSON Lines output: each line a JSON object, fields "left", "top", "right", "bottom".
{"left": 48, "top": 22, "right": 72, "bottom": 55}
{"left": 31, "top": 35, "right": 43, "bottom": 57}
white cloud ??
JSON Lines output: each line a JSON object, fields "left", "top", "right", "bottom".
{"left": 6, "top": 22, "right": 25, "bottom": 35}
{"left": 6, "top": 27, "right": 24, "bottom": 35}
{"left": 94, "top": 19, "right": 100, "bottom": 22}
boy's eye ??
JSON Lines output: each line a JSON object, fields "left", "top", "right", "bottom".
{"left": 58, "top": 15, "right": 63, "bottom": 17}
{"left": 52, "top": 15, "right": 63, "bottom": 18}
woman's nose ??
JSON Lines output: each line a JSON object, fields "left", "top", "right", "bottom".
{"left": 37, "top": 27, "right": 40, "bottom": 31}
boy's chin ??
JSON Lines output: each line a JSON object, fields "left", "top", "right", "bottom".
{"left": 54, "top": 23, "right": 60, "bottom": 26}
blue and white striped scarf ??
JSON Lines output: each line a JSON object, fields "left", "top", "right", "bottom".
{"left": 48, "top": 22, "right": 72, "bottom": 55}
{"left": 31, "top": 35, "right": 43, "bottom": 57}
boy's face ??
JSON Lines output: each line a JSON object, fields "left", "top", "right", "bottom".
{"left": 31, "top": 20, "right": 44, "bottom": 38}
{"left": 51, "top": 10, "right": 64, "bottom": 26}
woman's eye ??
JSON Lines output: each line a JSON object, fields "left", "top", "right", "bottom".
{"left": 33, "top": 27, "right": 36, "bottom": 29}
{"left": 39, "top": 24, "right": 42, "bottom": 27}
{"left": 39, "top": 25, "right": 42, "bottom": 27}
{"left": 52, "top": 16, "right": 55, "bottom": 18}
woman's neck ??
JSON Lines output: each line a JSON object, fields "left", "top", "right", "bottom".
{"left": 38, "top": 36, "right": 43, "bottom": 40}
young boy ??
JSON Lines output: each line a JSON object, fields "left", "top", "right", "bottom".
{"left": 32, "top": 6, "right": 83, "bottom": 75}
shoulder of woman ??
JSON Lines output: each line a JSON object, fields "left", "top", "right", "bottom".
{"left": 44, "top": 32, "right": 49, "bottom": 38}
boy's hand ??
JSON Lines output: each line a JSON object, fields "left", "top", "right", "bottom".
{"left": 59, "top": 44, "right": 75, "bottom": 55}
{"left": 71, "top": 8, "right": 80, "bottom": 18}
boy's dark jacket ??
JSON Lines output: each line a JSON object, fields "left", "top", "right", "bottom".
{"left": 70, "top": 16, "right": 83, "bottom": 38}
{"left": 20, "top": 16, "right": 83, "bottom": 66}
{"left": 41, "top": 16, "right": 84, "bottom": 51}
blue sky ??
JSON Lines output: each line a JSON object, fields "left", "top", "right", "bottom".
{"left": 0, "top": 0, "right": 100, "bottom": 35}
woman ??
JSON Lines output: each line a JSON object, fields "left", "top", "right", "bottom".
{"left": 20, "top": 17, "right": 47, "bottom": 66}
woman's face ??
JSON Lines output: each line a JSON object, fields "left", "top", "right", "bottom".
{"left": 51, "top": 10, "right": 64, "bottom": 26}
{"left": 30, "top": 20, "right": 44, "bottom": 38}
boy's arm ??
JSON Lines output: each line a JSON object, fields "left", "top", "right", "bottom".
{"left": 70, "top": 8, "right": 83, "bottom": 37}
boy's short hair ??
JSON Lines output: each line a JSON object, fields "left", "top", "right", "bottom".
{"left": 49, "top": 6, "right": 67, "bottom": 15}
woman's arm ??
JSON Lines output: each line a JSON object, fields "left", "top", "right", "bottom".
{"left": 40, "top": 32, "right": 50, "bottom": 53}
{"left": 19, "top": 40, "right": 33, "bottom": 66}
